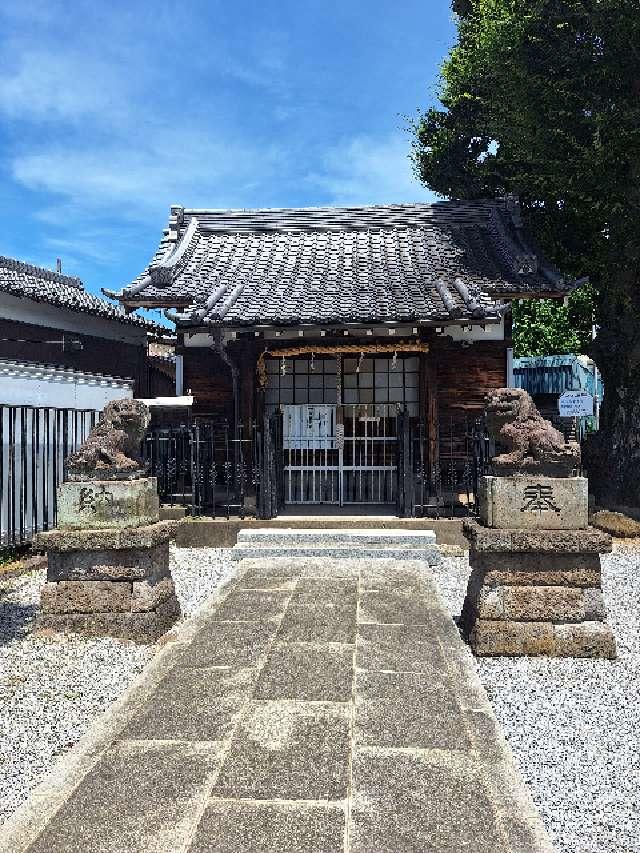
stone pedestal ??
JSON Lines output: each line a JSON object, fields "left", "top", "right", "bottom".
{"left": 57, "top": 477, "right": 160, "bottom": 530}
{"left": 461, "top": 521, "right": 616, "bottom": 658}
{"left": 37, "top": 472, "right": 180, "bottom": 641}
{"left": 35, "top": 521, "right": 179, "bottom": 641}
{"left": 479, "top": 475, "right": 588, "bottom": 529}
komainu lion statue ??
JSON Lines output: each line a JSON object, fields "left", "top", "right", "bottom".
{"left": 66, "top": 399, "right": 150, "bottom": 481}
{"left": 485, "top": 388, "right": 580, "bottom": 476}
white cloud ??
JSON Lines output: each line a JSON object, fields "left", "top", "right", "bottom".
{"left": 0, "top": 48, "right": 129, "bottom": 123}
{"left": 11, "top": 125, "right": 288, "bottom": 220}
{"left": 0, "top": 7, "right": 436, "bottom": 272}
{"left": 308, "top": 133, "right": 438, "bottom": 206}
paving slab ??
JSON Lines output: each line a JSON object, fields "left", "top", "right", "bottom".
{"left": 26, "top": 741, "right": 223, "bottom": 853}
{"left": 9, "top": 552, "right": 554, "bottom": 853}
{"left": 212, "top": 701, "right": 351, "bottom": 801}
{"left": 277, "top": 603, "right": 358, "bottom": 643}
{"left": 177, "top": 620, "right": 278, "bottom": 668}
{"left": 255, "top": 642, "right": 354, "bottom": 701}
{"left": 188, "top": 802, "right": 345, "bottom": 853}
{"left": 358, "top": 590, "right": 438, "bottom": 625}
{"left": 350, "top": 748, "right": 507, "bottom": 853}
{"left": 122, "top": 665, "right": 254, "bottom": 741}
{"left": 355, "top": 670, "right": 472, "bottom": 750}
{"left": 211, "top": 589, "right": 291, "bottom": 621}
{"left": 356, "top": 622, "right": 444, "bottom": 672}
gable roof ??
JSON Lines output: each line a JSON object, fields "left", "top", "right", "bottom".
{"left": 111, "top": 198, "right": 577, "bottom": 329}
{"left": 0, "top": 256, "right": 166, "bottom": 333}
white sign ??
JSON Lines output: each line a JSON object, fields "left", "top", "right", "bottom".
{"left": 559, "top": 391, "right": 593, "bottom": 417}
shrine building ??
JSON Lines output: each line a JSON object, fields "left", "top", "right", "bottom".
{"left": 109, "top": 197, "right": 577, "bottom": 517}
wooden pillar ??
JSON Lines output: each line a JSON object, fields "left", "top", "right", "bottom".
{"left": 425, "top": 353, "right": 439, "bottom": 481}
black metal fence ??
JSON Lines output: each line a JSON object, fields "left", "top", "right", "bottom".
{"left": 397, "top": 410, "right": 491, "bottom": 518}
{"left": 1, "top": 406, "right": 492, "bottom": 547}
{"left": 146, "top": 410, "right": 491, "bottom": 520}
{"left": 143, "top": 419, "right": 258, "bottom": 519}
{"left": 0, "top": 405, "right": 100, "bottom": 547}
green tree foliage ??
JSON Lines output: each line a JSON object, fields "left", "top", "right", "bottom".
{"left": 413, "top": 0, "right": 640, "bottom": 503}
{"left": 513, "top": 285, "right": 594, "bottom": 356}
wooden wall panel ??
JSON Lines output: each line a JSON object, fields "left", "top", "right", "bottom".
{"left": 432, "top": 339, "right": 507, "bottom": 416}
{"left": 181, "top": 347, "right": 234, "bottom": 417}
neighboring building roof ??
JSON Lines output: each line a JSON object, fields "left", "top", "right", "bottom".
{"left": 112, "top": 198, "right": 578, "bottom": 329}
{"left": 0, "top": 256, "right": 167, "bottom": 333}
{"left": 514, "top": 355, "right": 603, "bottom": 398}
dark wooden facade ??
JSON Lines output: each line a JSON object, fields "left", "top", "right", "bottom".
{"left": 178, "top": 331, "right": 509, "bottom": 468}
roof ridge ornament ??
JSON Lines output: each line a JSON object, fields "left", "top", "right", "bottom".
{"left": 149, "top": 217, "right": 199, "bottom": 287}
{"left": 453, "top": 277, "right": 486, "bottom": 319}
{"left": 435, "top": 279, "right": 463, "bottom": 319}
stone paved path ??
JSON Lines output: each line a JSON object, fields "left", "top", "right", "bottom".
{"left": 8, "top": 557, "right": 553, "bottom": 853}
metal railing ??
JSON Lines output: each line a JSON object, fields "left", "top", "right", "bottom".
{"left": 0, "top": 405, "right": 100, "bottom": 546}
{"left": 144, "top": 419, "right": 257, "bottom": 519}
{"left": 402, "top": 412, "right": 491, "bottom": 518}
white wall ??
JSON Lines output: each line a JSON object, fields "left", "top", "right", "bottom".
{"left": 0, "top": 360, "right": 133, "bottom": 410}
{"left": 0, "top": 291, "right": 148, "bottom": 345}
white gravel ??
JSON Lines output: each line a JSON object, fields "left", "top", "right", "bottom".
{"left": 0, "top": 546, "right": 237, "bottom": 826}
{"left": 432, "top": 547, "right": 640, "bottom": 853}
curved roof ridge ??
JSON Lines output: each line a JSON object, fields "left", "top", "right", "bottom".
{"left": 149, "top": 216, "right": 200, "bottom": 286}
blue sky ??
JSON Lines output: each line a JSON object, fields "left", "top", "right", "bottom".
{"left": 0, "top": 1, "right": 454, "bottom": 322}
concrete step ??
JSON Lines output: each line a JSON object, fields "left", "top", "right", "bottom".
{"left": 237, "top": 556, "right": 417, "bottom": 571}
{"left": 231, "top": 544, "right": 441, "bottom": 564}
{"left": 236, "top": 527, "right": 437, "bottom": 547}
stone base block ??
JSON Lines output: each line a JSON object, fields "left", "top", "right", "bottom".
{"left": 46, "top": 542, "right": 170, "bottom": 582}
{"left": 467, "top": 618, "right": 616, "bottom": 659}
{"left": 36, "top": 603, "right": 180, "bottom": 643}
{"left": 37, "top": 521, "right": 179, "bottom": 642}
{"left": 35, "top": 521, "right": 173, "bottom": 552}
{"left": 56, "top": 477, "right": 160, "bottom": 530}
{"left": 461, "top": 522, "right": 616, "bottom": 659}
{"left": 479, "top": 476, "right": 588, "bottom": 529}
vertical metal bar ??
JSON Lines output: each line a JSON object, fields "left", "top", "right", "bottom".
{"left": 52, "top": 410, "right": 59, "bottom": 529}
{"left": 42, "top": 409, "right": 49, "bottom": 531}
{"left": 31, "top": 409, "right": 38, "bottom": 540}
{"left": 8, "top": 408, "right": 16, "bottom": 546}
{"left": 210, "top": 423, "right": 217, "bottom": 520}
{"left": 0, "top": 407, "right": 4, "bottom": 545}
{"left": 238, "top": 419, "right": 246, "bottom": 521}
{"left": 224, "top": 422, "right": 231, "bottom": 520}
{"left": 62, "top": 408, "right": 69, "bottom": 483}
{"left": 18, "top": 409, "right": 26, "bottom": 544}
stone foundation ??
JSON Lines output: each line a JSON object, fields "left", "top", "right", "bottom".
{"left": 461, "top": 521, "right": 616, "bottom": 658}
{"left": 35, "top": 521, "right": 180, "bottom": 642}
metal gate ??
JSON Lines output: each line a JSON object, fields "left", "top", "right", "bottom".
{"left": 282, "top": 403, "right": 398, "bottom": 505}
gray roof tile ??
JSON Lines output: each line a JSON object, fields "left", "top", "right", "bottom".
{"left": 0, "top": 256, "right": 165, "bottom": 332}
{"left": 115, "top": 199, "right": 573, "bottom": 327}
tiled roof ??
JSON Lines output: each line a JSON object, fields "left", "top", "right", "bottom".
{"left": 0, "top": 256, "right": 166, "bottom": 333}
{"left": 113, "top": 198, "right": 574, "bottom": 328}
